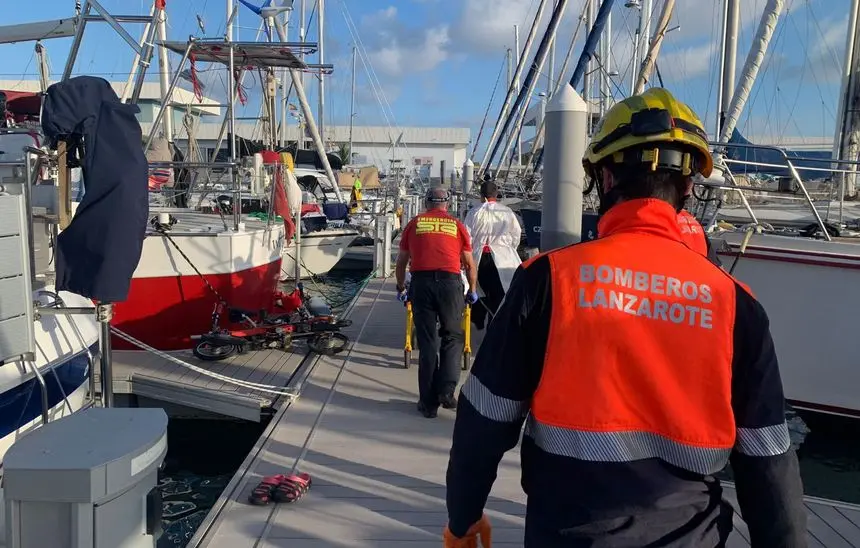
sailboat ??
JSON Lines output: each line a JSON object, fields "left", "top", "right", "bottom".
{"left": 0, "top": 1, "right": 341, "bottom": 352}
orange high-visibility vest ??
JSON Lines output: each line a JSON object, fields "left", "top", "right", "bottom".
{"left": 529, "top": 199, "right": 737, "bottom": 474}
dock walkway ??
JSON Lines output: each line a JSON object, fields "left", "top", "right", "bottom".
{"left": 190, "top": 277, "right": 860, "bottom": 547}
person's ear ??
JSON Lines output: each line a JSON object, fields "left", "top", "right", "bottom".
{"left": 684, "top": 178, "right": 693, "bottom": 198}
{"left": 601, "top": 166, "right": 615, "bottom": 193}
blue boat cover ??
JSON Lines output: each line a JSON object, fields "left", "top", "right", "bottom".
{"left": 726, "top": 129, "right": 832, "bottom": 176}
{"left": 323, "top": 202, "right": 348, "bottom": 221}
{"left": 42, "top": 76, "right": 148, "bottom": 302}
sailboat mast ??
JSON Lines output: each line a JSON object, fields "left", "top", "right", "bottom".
{"left": 719, "top": 0, "right": 785, "bottom": 143}
{"left": 833, "top": 0, "right": 860, "bottom": 198}
{"left": 548, "top": 0, "right": 559, "bottom": 95}
{"left": 317, "top": 0, "right": 325, "bottom": 149}
{"left": 505, "top": 46, "right": 513, "bottom": 167}
{"left": 477, "top": 0, "right": 549, "bottom": 179}
{"left": 279, "top": 7, "right": 291, "bottom": 148}
{"left": 226, "top": 0, "right": 239, "bottom": 230}
{"left": 35, "top": 42, "right": 50, "bottom": 92}
{"left": 299, "top": 0, "right": 306, "bottom": 149}
{"left": 156, "top": 8, "right": 173, "bottom": 143}
{"left": 582, "top": 0, "right": 594, "bottom": 113}
{"left": 599, "top": 11, "right": 612, "bottom": 117}
{"left": 514, "top": 24, "right": 521, "bottom": 165}
{"left": 719, "top": 0, "right": 740, "bottom": 135}
{"left": 631, "top": 0, "right": 652, "bottom": 95}
{"left": 486, "top": 0, "right": 570, "bottom": 173}
{"left": 349, "top": 45, "right": 356, "bottom": 163}
{"left": 633, "top": 0, "right": 675, "bottom": 94}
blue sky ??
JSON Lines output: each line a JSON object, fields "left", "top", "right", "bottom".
{"left": 0, "top": 0, "right": 851, "bottom": 153}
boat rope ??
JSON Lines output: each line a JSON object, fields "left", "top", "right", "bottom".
{"left": 110, "top": 327, "right": 299, "bottom": 398}
{"left": 153, "top": 224, "right": 230, "bottom": 304}
{"left": 471, "top": 54, "right": 508, "bottom": 160}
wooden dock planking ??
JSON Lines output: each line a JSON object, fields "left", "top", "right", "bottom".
{"left": 190, "top": 278, "right": 860, "bottom": 547}
{"left": 110, "top": 346, "right": 307, "bottom": 421}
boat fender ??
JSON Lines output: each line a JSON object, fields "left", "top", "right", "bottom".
{"left": 306, "top": 295, "right": 332, "bottom": 317}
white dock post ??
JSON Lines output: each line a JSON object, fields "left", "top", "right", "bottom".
{"left": 462, "top": 159, "right": 474, "bottom": 196}
{"left": 411, "top": 195, "right": 419, "bottom": 223}
{"left": 461, "top": 159, "right": 474, "bottom": 218}
{"left": 294, "top": 206, "right": 302, "bottom": 282}
{"left": 541, "top": 83, "right": 587, "bottom": 252}
{"left": 374, "top": 214, "right": 393, "bottom": 278}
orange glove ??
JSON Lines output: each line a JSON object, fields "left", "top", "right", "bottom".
{"left": 443, "top": 514, "right": 492, "bottom": 548}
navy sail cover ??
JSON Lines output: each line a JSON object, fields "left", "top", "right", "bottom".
{"left": 42, "top": 76, "right": 148, "bottom": 302}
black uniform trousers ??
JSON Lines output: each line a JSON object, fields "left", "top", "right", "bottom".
{"left": 409, "top": 271, "right": 465, "bottom": 409}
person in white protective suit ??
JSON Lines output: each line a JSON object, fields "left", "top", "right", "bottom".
{"left": 463, "top": 180, "right": 522, "bottom": 329}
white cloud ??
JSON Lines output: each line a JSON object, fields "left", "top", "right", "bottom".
{"left": 360, "top": 6, "right": 398, "bottom": 27}
{"left": 452, "top": 0, "right": 537, "bottom": 53}
{"left": 358, "top": 7, "right": 451, "bottom": 78}
{"left": 658, "top": 42, "right": 719, "bottom": 81}
{"left": 451, "top": 0, "right": 586, "bottom": 54}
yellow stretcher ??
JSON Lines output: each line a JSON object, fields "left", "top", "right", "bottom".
{"left": 403, "top": 301, "right": 471, "bottom": 371}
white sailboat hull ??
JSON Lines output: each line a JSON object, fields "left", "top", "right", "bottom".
{"left": 281, "top": 229, "right": 359, "bottom": 278}
{"left": 0, "top": 288, "right": 99, "bottom": 466}
{"left": 714, "top": 231, "right": 860, "bottom": 418}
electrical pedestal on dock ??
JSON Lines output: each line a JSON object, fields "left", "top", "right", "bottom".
{"left": 4, "top": 408, "right": 168, "bottom": 548}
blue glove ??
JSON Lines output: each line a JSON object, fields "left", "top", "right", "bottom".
{"left": 466, "top": 291, "right": 479, "bottom": 305}
{"left": 397, "top": 289, "right": 409, "bottom": 303}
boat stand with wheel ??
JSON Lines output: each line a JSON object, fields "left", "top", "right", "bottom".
{"left": 403, "top": 301, "right": 414, "bottom": 369}
{"left": 462, "top": 304, "right": 471, "bottom": 371}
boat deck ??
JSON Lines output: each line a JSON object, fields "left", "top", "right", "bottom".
{"left": 189, "top": 278, "right": 860, "bottom": 547}
{"left": 108, "top": 346, "right": 308, "bottom": 421}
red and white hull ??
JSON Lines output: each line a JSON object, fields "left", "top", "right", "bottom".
{"left": 715, "top": 232, "right": 860, "bottom": 419}
{"left": 112, "top": 211, "right": 284, "bottom": 351}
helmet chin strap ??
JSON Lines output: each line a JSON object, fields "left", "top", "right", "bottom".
{"left": 596, "top": 183, "right": 621, "bottom": 217}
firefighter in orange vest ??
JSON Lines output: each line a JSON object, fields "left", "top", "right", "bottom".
{"left": 443, "top": 88, "right": 807, "bottom": 547}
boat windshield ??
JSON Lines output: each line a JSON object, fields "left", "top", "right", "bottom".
{"left": 0, "top": 132, "right": 38, "bottom": 163}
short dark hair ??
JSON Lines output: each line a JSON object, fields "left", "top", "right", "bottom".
{"left": 480, "top": 181, "right": 499, "bottom": 199}
{"left": 597, "top": 144, "right": 697, "bottom": 210}
{"left": 604, "top": 162, "right": 689, "bottom": 210}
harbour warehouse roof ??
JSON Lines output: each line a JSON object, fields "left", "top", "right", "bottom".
{"left": 140, "top": 121, "right": 470, "bottom": 147}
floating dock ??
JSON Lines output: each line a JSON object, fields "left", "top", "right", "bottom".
{"left": 107, "top": 347, "right": 308, "bottom": 422}
{"left": 188, "top": 277, "right": 860, "bottom": 547}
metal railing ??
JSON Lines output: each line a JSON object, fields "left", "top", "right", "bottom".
{"left": 703, "top": 142, "right": 849, "bottom": 241}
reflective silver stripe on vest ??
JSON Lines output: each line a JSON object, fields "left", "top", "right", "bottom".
{"left": 735, "top": 424, "right": 791, "bottom": 457}
{"left": 524, "top": 416, "right": 732, "bottom": 475}
{"left": 461, "top": 375, "right": 528, "bottom": 423}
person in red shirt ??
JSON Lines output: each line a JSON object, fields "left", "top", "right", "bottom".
{"left": 396, "top": 187, "right": 478, "bottom": 418}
